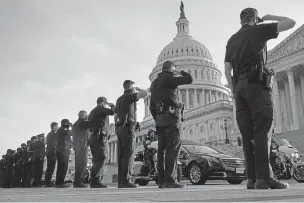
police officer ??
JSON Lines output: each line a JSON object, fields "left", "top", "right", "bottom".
{"left": 32, "top": 134, "right": 45, "bottom": 187}
{"left": 0, "top": 155, "right": 4, "bottom": 187}
{"left": 13, "top": 148, "right": 22, "bottom": 187}
{"left": 3, "top": 149, "right": 14, "bottom": 188}
{"left": 20, "top": 143, "right": 28, "bottom": 187}
{"left": 150, "top": 60, "right": 193, "bottom": 188}
{"left": 72, "top": 110, "right": 90, "bottom": 188}
{"left": 224, "top": 8, "right": 296, "bottom": 189}
{"left": 56, "top": 119, "right": 72, "bottom": 188}
{"left": 26, "top": 136, "right": 37, "bottom": 187}
{"left": 88, "top": 97, "right": 115, "bottom": 188}
{"left": 44, "top": 122, "right": 58, "bottom": 187}
{"left": 115, "top": 80, "right": 148, "bottom": 188}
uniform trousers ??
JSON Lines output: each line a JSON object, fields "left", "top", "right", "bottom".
{"left": 234, "top": 78, "right": 274, "bottom": 180}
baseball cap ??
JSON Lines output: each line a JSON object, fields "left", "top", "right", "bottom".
{"left": 97, "top": 97, "right": 107, "bottom": 103}
{"left": 240, "top": 8, "right": 263, "bottom": 23}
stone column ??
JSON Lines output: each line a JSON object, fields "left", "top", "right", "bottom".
{"left": 114, "top": 141, "right": 118, "bottom": 164}
{"left": 215, "top": 91, "right": 219, "bottom": 101}
{"left": 201, "top": 89, "right": 205, "bottom": 106}
{"left": 107, "top": 142, "right": 111, "bottom": 163}
{"left": 178, "top": 89, "right": 181, "bottom": 103}
{"left": 232, "top": 99, "right": 238, "bottom": 131}
{"left": 287, "top": 69, "right": 299, "bottom": 130}
{"left": 208, "top": 90, "right": 212, "bottom": 104}
{"left": 273, "top": 76, "right": 282, "bottom": 133}
{"left": 112, "top": 142, "right": 115, "bottom": 163}
{"left": 185, "top": 89, "right": 189, "bottom": 108}
{"left": 144, "top": 99, "right": 147, "bottom": 117}
{"left": 194, "top": 88, "right": 197, "bottom": 107}
{"left": 300, "top": 76, "right": 304, "bottom": 110}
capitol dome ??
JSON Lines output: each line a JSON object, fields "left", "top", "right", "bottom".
{"left": 156, "top": 33, "right": 213, "bottom": 64}
{"left": 149, "top": 3, "right": 220, "bottom": 82}
{"left": 144, "top": 2, "right": 230, "bottom": 121}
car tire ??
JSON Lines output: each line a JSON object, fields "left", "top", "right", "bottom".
{"left": 177, "top": 165, "right": 182, "bottom": 182}
{"left": 135, "top": 179, "right": 150, "bottom": 186}
{"left": 188, "top": 163, "right": 207, "bottom": 185}
{"left": 227, "top": 179, "right": 243, "bottom": 185}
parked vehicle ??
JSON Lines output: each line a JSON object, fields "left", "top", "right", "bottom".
{"left": 178, "top": 140, "right": 246, "bottom": 185}
{"left": 270, "top": 139, "right": 304, "bottom": 183}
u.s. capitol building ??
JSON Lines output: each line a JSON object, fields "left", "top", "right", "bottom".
{"left": 107, "top": 4, "right": 304, "bottom": 164}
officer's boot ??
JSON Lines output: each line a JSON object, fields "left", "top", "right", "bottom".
{"left": 163, "top": 182, "right": 185, "bottom": 188}
{"left": 246, "top": 179, "right": 255, "bottom": 189}
{"left": 90, "top": 177, "right": 109, "bottom": 188}
{"left": 255, "top": 178, "right": 289, "bottom": 189}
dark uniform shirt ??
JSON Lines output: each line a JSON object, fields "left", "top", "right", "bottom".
{"left": 225, "top": 23, "right": 279, "bottom": 79}
{"left": 149, "top": 71, "right": 193, "bottom": 121}
{"left": 56, "top": 127, "right": 72, "bottom": 153}
{"left": 27, "top": 143, "right": 35, "bottom": 162}
{"left": 115, "top": 92, "right": 138, "bottom": 124}
{"left": 46, "top": 131, "right": 57, "bottom": 152}
{"left": 72, "top": 119, "right": 89, "bottom": 146}
{"left": 33, "top": 141, "right": 46, "bottom": 158}
{"left": 88, "top": 106, "right": 114, "bottom": 132}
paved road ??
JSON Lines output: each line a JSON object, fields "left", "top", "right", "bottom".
{"left": 1, "top": 180, "right": 304, "bottom": 202}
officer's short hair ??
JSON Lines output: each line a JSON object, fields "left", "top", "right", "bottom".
{"left": 78, "top": 110, "right": 87, "bottom": 117}
{"left": 123, "top": 80, "right": 135, "bottom": 89}
{"left": 31, "top": 136, "right": 37, "bottom": 141}
{"left": 162, "top": 60, "right": 175, "bottom": 72}
{"left": 97, "top": 97, "right": 107, "bottom": 104}
{"left": 50, "top": 122, "right": 58, "bottom": 129}
{"left": 240, "top": 8, "right": 258, "bottom": 25}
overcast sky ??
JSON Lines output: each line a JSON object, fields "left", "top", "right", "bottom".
{"left": 0, "top": 0, "right": 303, "bottom": 154}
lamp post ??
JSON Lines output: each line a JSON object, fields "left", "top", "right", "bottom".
{"left": 221, "top": 118, "right": 231, "bottom": 144}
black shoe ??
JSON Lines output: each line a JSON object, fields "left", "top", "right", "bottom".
{"left": 255, "top": 178, "right": 289, "bottom": 189}
{"left": 45, "top": 182, "right": 55, "bottom": 187}
{"left": 90, "top": 183, "right": 109, "bottom": 188}
{"left": 163, "top": 182, "right": 185, "bottom": 188}
{"left": 55, "top": 184, "right": 70, "bottom": 188}
{"left": 74, "top": 183, "right": 88, "bottom": 188}
{"left": 117, "top": 183, "right": 137, "bottom": 188}
{"left": 247, "top": 179, "right": 255, "bottom": 189}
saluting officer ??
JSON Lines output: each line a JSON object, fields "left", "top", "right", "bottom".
{"left": 224, "top": 8, "right": 295, "bottom": 189}
{"left": 150, "top": 60, "right": 193, "bottom": 188}
{"left": 3, "top": 149, "right": 14, "bottom": 188}
{"left": 33, "top": 134, "right": 45, "bottom": 187}
{"left": 115, "top": 80, "right": 148, "bottom": 188}
{"left": 55, "top": 119, "right": 73, "bottom": 188}
{"left": 72, "top": 110, "right": 89, "bottom": 188}
{"left": 19, "top": 143, "right": 28, "bottom": 187}
{"left": 13, "top": 148, "right": 22, "bottom": 187}
{"left": 27, "top": 136, "right": 37, "bottom": 187}
{"left": 44, "top": 122, "right": 58, "bottom": 187}
{"left": 88, "top": 97, "right": 115, "bottom": 188}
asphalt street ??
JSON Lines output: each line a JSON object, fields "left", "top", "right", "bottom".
{"left": 1, "top": 180, "right": 304, "bottom": 202}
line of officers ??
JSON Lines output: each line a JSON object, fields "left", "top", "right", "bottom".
{"left": 0, "top": 64, "right": 193, "bottom": 189}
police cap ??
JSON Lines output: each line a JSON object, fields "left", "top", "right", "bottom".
{"left": 97, "top": 97, "right": 107, "bottom": 104}
{"left": 37, "top": 133, "right": 44, "bottom": 138}
{"left": 17, "top": 147, "right": 22, "bottom": 151}
{"left": 7, "top": 149, "right": 11, "bottom": 153}
{"left": 123, "top": 80, "right": 135, "bottom": 89}
{"left": 21, "top": 143, "right": 26, "bottom": 147}
{"left": 31, "top": 136, "right": 37, "bottom": 141}
{"left": 240, "top": 8, "right": 263, "bottom": 22}
{"left": 61, "top": 119, "right": 70, "bottom": 126}
{"left": 27, "top": 140, "right": 31, "bottom": 144}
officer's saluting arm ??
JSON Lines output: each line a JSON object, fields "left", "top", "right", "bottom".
{"left": 135, "top": 87, "right": 148, "bottom": 100}
{"left": 166, "top": 70, "right": 193, "bottom": 88}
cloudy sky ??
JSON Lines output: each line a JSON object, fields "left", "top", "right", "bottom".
{"left": 0, "top": 0, "right": 303, "bottom": 154}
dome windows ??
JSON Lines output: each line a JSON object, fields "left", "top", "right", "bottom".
{"left": 186, "top": 48, "right": 188, "bottom": 52}
{"left": 194, "top": 70, "right": 197, "bottom": 79}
